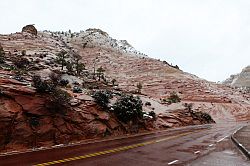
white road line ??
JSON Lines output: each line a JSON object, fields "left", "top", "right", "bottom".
{"left": 155, "top": 139, "right": 165, "bottom": 143}
{"left": 208, "top": 144, "right": 214, "bottom": 147}
{"left": 216, "top": 136, "right": 228, "bottom": 143}
{"left": 194, "top": 151, "right": 200, "bottom": 154}
{"left": 168, "top": 160, "right": 179, "bottom": 165}
{"left": 51, "top": 144, "right": 64, "bottom": 148}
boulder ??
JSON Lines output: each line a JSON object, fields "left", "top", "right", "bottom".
{"left": 22, "top": 25, "right": 37, "bottom": 36}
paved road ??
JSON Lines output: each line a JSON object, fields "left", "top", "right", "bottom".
{"left": 187, "top": 137, "right": 250, "bottom": 166}
{"left": 0, "top": 122, "right": 247, "bottom": 166}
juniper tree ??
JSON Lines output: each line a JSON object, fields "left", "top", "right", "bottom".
{"left": 56, "top": 50, "right": 68, "bottom": 70}
{"left": 136, "top": 82, "right": 142, "bottom": 94}
{"left": 111, "top": 79, "right": 117, "bottom": 86}
{"left": 96, "top": 66, "right": 105, "bottom": 81}
{"left": 72, "top": 52, "right": 85, "bottom": 75}
{"left": 0, "top": 44, "right": 5, "bottom": 63}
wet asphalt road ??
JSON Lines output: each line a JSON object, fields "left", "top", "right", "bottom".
{"left": 187, "top": 135, "right": 250, "bottom": 166}
{"left": 0, "top": 122, "right": 248, "bottom": 166}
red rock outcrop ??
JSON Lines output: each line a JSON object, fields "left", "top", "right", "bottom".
{"left": 0, "top": 72, "right": 213, "bottom": 153}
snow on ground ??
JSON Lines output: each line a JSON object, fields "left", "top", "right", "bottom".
{"left": 141, "top": 96, "right": 186, "bottom": 114}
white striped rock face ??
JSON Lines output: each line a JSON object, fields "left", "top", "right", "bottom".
{"left": 223, "top": 66, "right": 250, "bottom": 88}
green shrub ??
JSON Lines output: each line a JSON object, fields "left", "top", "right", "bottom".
{"left": 111, "top": 79, "right": 117, "bottom": 86}
{"left": 112, "top": 94, "right": 143, "bottom": 123}
{"left": 199, "top": 112, "right": 213, "bottom": 122}
{"left": 14, "top": 57, "right": 29, "bottom": 69}
{"left": 145, "top": 101, "right": 151, "bottom": 106}
{"left": 32, "top": 75, "right": 48, "bottom": 92}
{"left": 92, "top": 90, "right": 112, "bottom": 108}
{"left": 184, "top": 103, "right": 193, "bottom": 111}
{"left": 72, "top": 86, "right": 82, "bottom": 93}
{"left": 47, "top": 88, "right": 71, "bottom": 114}
{"left": 136, "top": 82, "right": 142, "bottom": 94}
{"left": 21, "top": 50, "right": 26, "bottom": 56}
{"left": 32, "top": 75, "right": 56, "bottom": 93}
{"left": 0, "top": 44, "right": 5, "bottom": 63}
{"left": 49, "top": 72, "right": 61, "bottom": 86}
{"left": 148, "top": 111, "right": 156, "bottom": 119}
{"left": 66, "top": 61, "right": 74, "bottom": 73}
{"left": 166, "top": 92, "right": 181, "bottom": 104}
{"left": 59, "top": 79, "right": 69, "bottom": 86}
{"left": 75, "top": 62, "right": 85, "bottom": 76}
{"left": 96, "top": 66, "right": 105, "bottom": 81}
{"left": 32, "top": 75, "right": 71, "bottom": 114}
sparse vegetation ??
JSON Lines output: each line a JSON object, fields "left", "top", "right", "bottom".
{"left": 49, "top": 72, "right": 61, "bottom": 86}
{"left": 165, "top": 92, "right": 181, "bottom": 104}
{"left": 66, "top": 61, "right": 74, "bottom": 73}
{"left": 56, "top": 50, "right": 68, "bottom": 70}
{"left": 192, "top": 111, "right": 214, "bottom": 123}
{"left": 112, "top": 94, "right": 143, "bottom": 123}
{"left": 13, "top": 70, "right": 25, "bottom": 82}
{"left": 72, "top": 86, "right": 82, "bottom": 93}
{"left": 145, "top": 101, "right": 151, "bottom": 106}
{"left": 74, "top": 55, "right": 85, "bottom": 75}
{"left": 184, "top": 103, "right": 193, "bottom": 111}
{"left": 93, "top": 57, "right": 99, "bottom": 79}
{"left": 14, "top": 57, "right": 29, "bottom": 69}
{"left": 21, "top": 50, "right": 26, "bottom": 56}
{"left": 64, "top": 52, "right": 86, "bottom": 75}
{"left": 148, "top": 111, "right": 156, "bottom": 119}
{"left": 32, "top": 75, "right": 57, "bottom": 93}
{"left": 184, "top": 103, "right": 215, "bottom": 123}
{"left": 59, "top": 79, "right": 69, "bottom": 87}
{"left": 32, "top": 74, "right": 71, "bottom": 114}
{"left": 96, "top": 66, "right": 105, "bottom": 81}
{"left": 32, "top": 75, "right": 50, "bottom": 92}
{"left": 136, "top": 82, "right": 142, "bottom": 94}
{"left": 92, "top": 90, "right": 112, "bottom": 109}
{"left": 111, "top": 79, "right": 117, "bottom": 86}
{"left": 0, "top": 44, "right": 5, "bottom": 63}
{"left": 47, "top": 88, "right": 71, "bottom": 114}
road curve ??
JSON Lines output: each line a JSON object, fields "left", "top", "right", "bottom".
{"left": 0, "top": 122, "right": 245, "bottom": 166}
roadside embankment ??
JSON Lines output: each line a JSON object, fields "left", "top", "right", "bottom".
{"left": 231, "top": 125, "right": 250, "bottom": 159}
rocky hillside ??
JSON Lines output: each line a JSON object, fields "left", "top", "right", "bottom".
{"left": 65, "top": 28, "right": 250, "bottom": 122}
{"left": 43, "top": 28, "right": 147, "bottom": 56}
{"left": 223, "top": 66, "right": 250, "bottom": 88}
{"left": 0, "top": 25, "right": 249, "bottom": 154}
{"left": 0, "top": 25, "right": 250, "bottom": 152}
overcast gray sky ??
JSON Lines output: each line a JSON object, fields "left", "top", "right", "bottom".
{"left": 1, "top": 0, "right": 250, "bottom": 82}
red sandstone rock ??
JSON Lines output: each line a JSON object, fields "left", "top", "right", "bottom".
{"left": 14, "top": 96, "right": 47, "bottom": 115}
